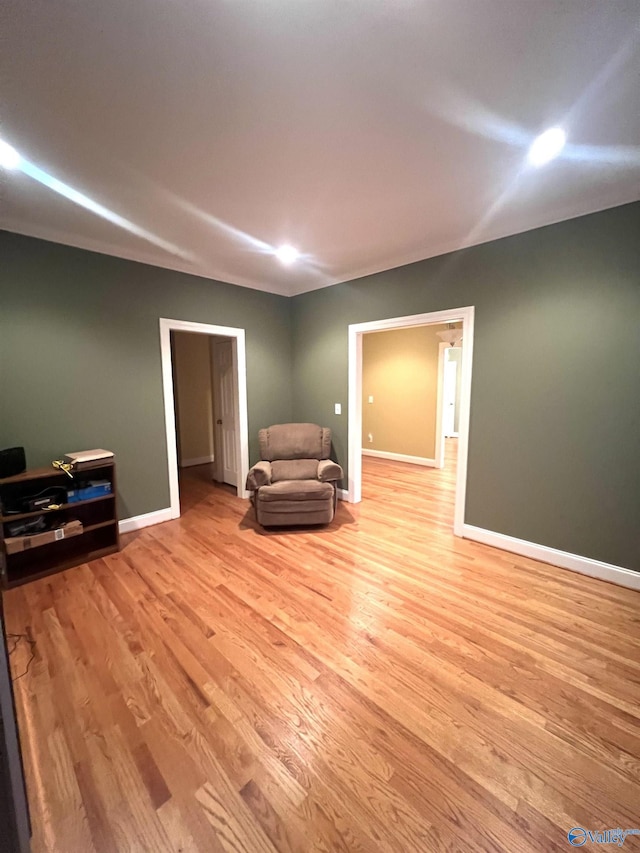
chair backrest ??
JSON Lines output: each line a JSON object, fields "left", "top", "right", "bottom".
{"left": 259, "top": 423, "right": 331, "bottom": 462}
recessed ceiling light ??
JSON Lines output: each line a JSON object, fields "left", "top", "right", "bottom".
{"left": 0, "top": 139, "right": 22, "bottom": 170}
{"left": 527, "top": 127, "right": 566, "bottom": 167}
{"left": 275, "top": 244, "right": 300, "bottom": 265}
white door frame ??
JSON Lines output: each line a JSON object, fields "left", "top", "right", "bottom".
{"left": 160, "top": 318, "right": 250, "bottom": 519}
{"left": 348, "top": 306, "right": 475, "bottom": 537}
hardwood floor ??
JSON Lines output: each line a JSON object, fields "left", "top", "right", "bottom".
{"left": 4, "top": 441, "right": 640, "bottom": 852}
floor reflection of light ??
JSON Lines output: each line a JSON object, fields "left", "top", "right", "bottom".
{"left": 0, "top": 138, "right": 193, "bottom": 261}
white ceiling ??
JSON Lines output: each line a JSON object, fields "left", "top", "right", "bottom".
{"left": 2, "top": 0, "right": 639, "bottom": 296}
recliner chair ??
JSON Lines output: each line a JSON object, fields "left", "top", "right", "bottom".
{"left": 246, "top": 423, "right": 343, "bottom": 527}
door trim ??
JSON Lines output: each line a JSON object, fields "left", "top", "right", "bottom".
{"left": 348, "top": 306, "right": 475, "bottom": 537}
{"left": 160, "top": 318, "right": 250, "bottom": 520}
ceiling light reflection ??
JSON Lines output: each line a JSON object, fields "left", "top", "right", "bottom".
{"left": 275, "top": 244, "right": 300, "bottom": 265}
{"left": 527, "top": 128, "right": 566, "bottom": 167}
{"left": 0, "top": 139, "right": 21, "bottom": 170}
{"left": 0, "top": 137, "right": 192, "bottom": 260}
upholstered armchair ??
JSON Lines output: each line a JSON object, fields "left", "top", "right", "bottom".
{"left": 246, "top": 423, "right": 343, "bottom": 526}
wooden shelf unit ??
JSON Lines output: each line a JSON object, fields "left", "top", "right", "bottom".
{"left": 0, "top": 458, "right": 120, "bottom": 589}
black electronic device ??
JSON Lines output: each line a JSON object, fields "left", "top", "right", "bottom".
{"left": 26, "top": 495, "right": 58, "bottom": 512}
{"left": 21, "top": 487, "right": 66, "bottom": 514}
{"left": 6, "top": 516, "right": 47, "bottom": 538}
{"left": 1, "top": 486, "right": 67, "bottom": 516}
{"left": 0, "top": 448, "right": 26, "bottom": 480}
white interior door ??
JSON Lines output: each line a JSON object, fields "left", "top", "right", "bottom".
{"left": 212, "top": 339, "right": 239, "bottom": 486}
{"left": 443, "top": 354, "right": 458, "bottom": 438}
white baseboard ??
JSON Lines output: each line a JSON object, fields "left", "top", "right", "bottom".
{"left": 462, "top": 524, "right": 640, "bottom": 592}
{"left": 362, "top": 449, "right": 436, "bottom": 467}
{"left": 119, "top": 508, "right": 174, "bottom": 534}
{"left": 337, "top": 488, "right": 349, "bottom": 502}
{"left": 179, "top": 455, "right": 215, "bottom": 468}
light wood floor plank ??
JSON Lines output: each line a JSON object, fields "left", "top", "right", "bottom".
{"left": 4, "top": 440, "right": 640, "bottom": 851}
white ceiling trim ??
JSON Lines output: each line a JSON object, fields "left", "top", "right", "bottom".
{"left": 0, "top": 218, "right": 292, "bottom": 297}
{"left": 290, "top": 188, "right": 640, "bottom": 295}
{"left": 4, "top": 187, "right": 637, "bottom": 299}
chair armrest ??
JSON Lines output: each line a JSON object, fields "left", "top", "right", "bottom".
{"left": 318, "top": 460, "right": 343, "bottom": 482}
{"left": 246, "top": 461, "right": 272, "bottom": 490}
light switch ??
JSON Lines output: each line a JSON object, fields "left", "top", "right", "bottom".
{"left": 334, "top": 403, "right": 342, "bottom": 415}
{"left": 368, "top": 395, "right": 374, "bottom": 404}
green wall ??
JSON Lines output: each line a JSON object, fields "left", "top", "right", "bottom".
{"left": 0, "top": 232, "right": 292, "bottom": 520}
{"left": 2, "top": 204, "right": 639, "bottom": 570}
{"left": 291, "top": 202, "right": 640, "bottom": 571}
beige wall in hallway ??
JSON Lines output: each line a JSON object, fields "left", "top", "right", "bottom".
{"left": 362, "top": 324, "right": 455, "bottom": 460}
{"left": 172, "top": 331, "right": 215, "bottom": 465}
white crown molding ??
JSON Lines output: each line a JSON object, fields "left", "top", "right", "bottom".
{"left": 119, "top": 507, "right": 173, "bottom": 534}
{"left": 463, "top": 524, "right": 640, "bottom": 592}
{"left": 289, "top": 190, "right": 640, "bottom": 296}
{"left": 3, "top": 191, "right": 638, "bottom": 300}
{"left": 0, "top": 219, "right": 292, "bottom": 297}
{"left": 362, "top": 449, "right": 436, "bottom": 467}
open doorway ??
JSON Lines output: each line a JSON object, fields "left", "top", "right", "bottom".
{"left": 361, "top": 324, "right": 462, "bottom": 469}
{"left": 171, "top": 331, "right": 216, "bottom": 473}
{"left": 348, "top": 307, "right": 474, "bottom": 536}
{"left": 171, "top": 332, "right": 241, "bottom": 506}
{"left": 159, "top": 318, "right": 249, "bottom": 521}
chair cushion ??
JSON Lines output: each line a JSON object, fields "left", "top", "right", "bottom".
{"left": 271, "top": 459, "right": 319, "bottom": 482}
{"left": 259, "top": 424, "right": 331, "bottom": 461}
{"left": 257, "top": 480, "right": 334, "bottom": 503}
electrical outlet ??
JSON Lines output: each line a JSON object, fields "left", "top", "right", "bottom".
{"left": 334, "top": 403, "right": 341, "bottom": 415}
{"left": 368, "top": 395, "right": 374, "bottom": 403}
{"left": 368, "top": 433, "right": 373, "bottom": 443}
